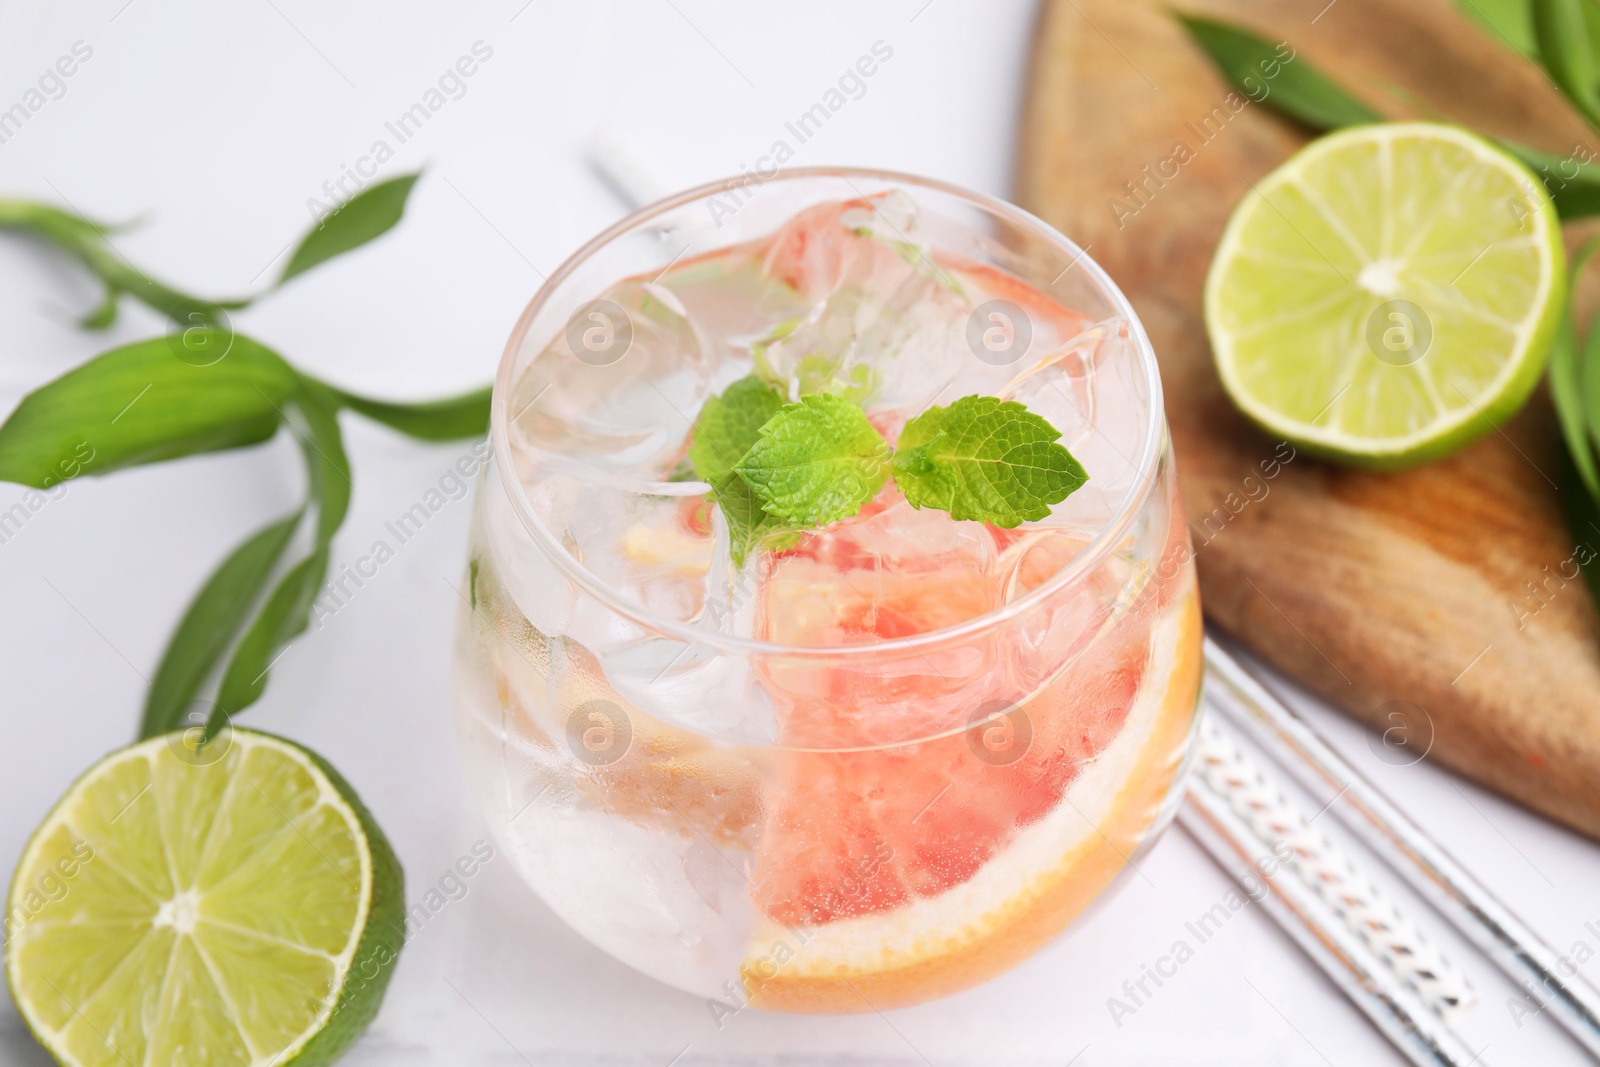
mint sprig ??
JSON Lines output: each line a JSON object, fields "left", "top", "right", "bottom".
{"left": 688, "top": 377, "right": 1087, "bottom": 564}
{"left": 892, "top": 395, "right": 1088, "bottom": 527}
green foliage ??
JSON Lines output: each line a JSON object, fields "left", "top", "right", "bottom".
{"left": 890, "top": 396, "right": 1087, "bottom": 527}
{"left": 689, "top": 375, "right": 787, "bottom": 487}
{"left": 0, "top": 174, "right": 489, "bottom": 746}
{"left": 1176, "top": 15, "right": 1380, "bottom": 129}
{"left": 734, "top": 394, "right": 892, "bottom": 527}
{"left": 281, "top": 173, "right": 422, "bottom": 284}
{"left": 1177, "top": 11, "right": 1600, "bottom": 217}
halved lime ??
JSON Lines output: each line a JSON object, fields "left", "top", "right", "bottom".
{"left": 5, "top": 729, "right": 403, "bottom": 1067}
{"left": 1205, "top": 122, "right": 1564, "bottom": 469}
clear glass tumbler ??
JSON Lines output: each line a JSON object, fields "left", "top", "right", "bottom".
{"left": 452, "top": 169, "right": 1203, "bottom": 1013}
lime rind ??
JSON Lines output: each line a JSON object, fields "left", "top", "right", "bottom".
{"left": 4, "top": 729, "right": 403, "bottom": 1067}
{"left": 1205, "top": 122, "right": 1565, "bottom": 469}
{"left": 273, "top": 741, "right": 404, "bottom": 1067}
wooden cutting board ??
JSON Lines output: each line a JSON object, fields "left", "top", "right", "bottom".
{"left": 1017, "top": 0, "right": 1600, "bottom": 839}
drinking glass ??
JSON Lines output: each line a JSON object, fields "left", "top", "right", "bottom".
{"left": 452, "top": 169, "right": 1203, "bottom": 1012}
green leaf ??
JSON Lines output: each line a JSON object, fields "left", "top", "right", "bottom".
{"left": 895, "top": 400, "right": 949, "bottom": 456}
{"left": 280, "top": 172, "right": 422, "bottom": 285}
{"left": 292, "top": 381, "right": 353, "bottom": 542}
{"left": 79, "top": 284, "right": 120, "bottom": 330}
{"left": 890, "top": 395, "right": 1088, "bottom": 528}
{"left": 0, "top": 334, "right": 297, "bottom": 488}
{"left": 1531, "top": 0, "right": 1600, "bottom": 126}
{"left": 1550, "top": 301, "right": 1598, "bottom": 496}
{"left": 1550, "top": 236, "right": 1600, "bottom": 498}
{"left": 1580, "top": 299, "right": 1600, "bottom": 464}
{"left": 0, "top": 200, "right": 242, "bottom": 325}
{"left": 1559, "top": 445, "right": 1600, "bottom": 610}
{"left": 211, "top": 548, "right": 331, "bottom": 727}
{"left": 1457, "top": 0, "right": 1540, "bottom": 56}
{"left": 1586, "top": 0, "right": 1600, "bottom": 66}
{"left": 206, "top": 383, "right": 351, "bottom": 732}
{"left": 0, "top": 199, "right": 107, "bottom": 246}
{"left": 0, "top": 176, "right": 422, "bottom": 321}
{"left": 1553, "top": 238, "right": 1600, "bottom": 618}
{"left": 140, "top": 511, "right": 302, "bottom": 739}
{"left": 734, "top": 393, "right": 890, "bottom": 526}
{"left": 1505, "top": 141, "right": 1600, "bottom": 218}
{"left": 712, "top": 471, "right": 798, "bottom": 566}
{"left": 1175, "top": 15, "right": 1381, "bottom": 130}
{"left": 332, "top": 384, "right": 492, "bottom": 441}
{"left": 1174, "top": 13, "right": 1600, "bottom": 217}
{"left": 689, "top": 375, "right": 786, "bottom": 486}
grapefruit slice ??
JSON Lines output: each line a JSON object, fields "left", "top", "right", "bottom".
{"left": 752, "top": 551, "right": 1152, "bottom": 926}
{"left": 745, "top": 586, "right": 1201, "bottom": 1011}
{"left": 740, "top": 474, "right": 1202, "bottom": 1011}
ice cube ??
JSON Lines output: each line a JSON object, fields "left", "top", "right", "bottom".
{"left": 752, "top": 194, "right": 975, "bottom": 414}
{"left": 510, "top": 470, "right": 777, "bottom": 743}
{"left": 480, "top": 467, "right": 577, "bottom": 640}
{"left": 658, "top": 244, "right": 811, "bottom": 366}
{"left": 596, "top": 637, "right": 779, "bottom": 746}
{"left": 760, "top": 490, "right": 1000, "bottom": 647}
{"left": 999, "top": 318, "right": 1119, "bottom": 450}
{"left": 999, "top": 317, "right": 1146, "bottom": 537}
{"left": 525, "top": 473, "right": 714, "bottom": 633}
{"left": 510, "top": 277, "right": 714, "bottom": 480}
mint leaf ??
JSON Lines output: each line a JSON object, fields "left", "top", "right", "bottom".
{"left": 712, "top": 471, "right": 798, "bottom": 565}
{"left": 690, "top": 376, "right": 804, "bottom": 564}
{"left": 689, "top": 375, "right": 786, "bottom": 486}
{"left": 736, "top": 394, "right": 890, "bottom": 526}
{"left": 895, "top": 400, "right": 947, "bottom": 455}
{"left": 891, "top": 395, "right": 1087, "bottom": 527}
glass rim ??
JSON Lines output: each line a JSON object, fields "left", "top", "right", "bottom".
{"left": 490, "top": 165, "right": 1166, "bottom": 658}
